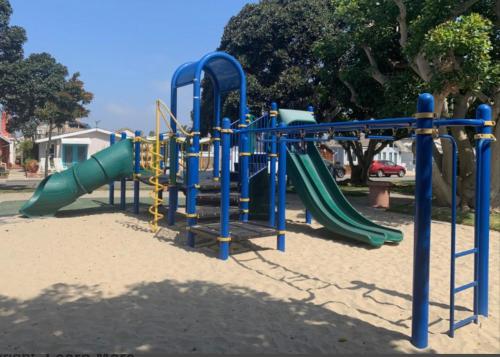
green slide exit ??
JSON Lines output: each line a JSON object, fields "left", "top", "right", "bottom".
{"left": 287, "top": 142, "right": 403, "bottom": 247}
{"left": 20, "top": 139, "right": 134, "bottom": 218}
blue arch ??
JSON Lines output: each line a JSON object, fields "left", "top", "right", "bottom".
{"left": 169, "top": 51, "right": 247, "bottom": 130}
{"left": 167, "top": 51, "right": 247, "bottom": 226}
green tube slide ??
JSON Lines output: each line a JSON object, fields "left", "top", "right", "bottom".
{"left": 20, "top": 139, "right": 134, "bottom": 218}
{"left": 287, "top": 142, "right": 403, "bottom": 247}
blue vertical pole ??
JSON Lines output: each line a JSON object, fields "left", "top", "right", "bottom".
{"left": 133, "top": 130, "right": 141, "bottom": 214}
{"left": 476, "top": 104, "right": 493, "bottom": 317}
{"left": 441, "top": 135, "right": 458, "bottom": 336}
{"left": 305, "top": 105, "right": 314, "bottom": 224}
{"left": 168, "top": 87, "right": 179, "bottom": 226}
{"left": 268, "top": 102, "right": 278, "bottom": 227}
{"left": 108, "top": 133, "right": 116, "bottom": 205}
{"left": 277, "top": 122, "right": 287, "bottom": 252}
{"left": 120, "top": 132, "right": 127, "bottom": 211}
{"left": 239, "top": 109, "right": 250, "bottom": 222}
{"left": 219, "top": 118, "right": 231, "bottom": 260}
{"left": 411, "top": 93, "right": 434, "bottom": 349}
{"left": 187, "top": 78, "right": 201, "bottom": 247}
{"left": 158, "top": 133, "right": 165, "bottom": 201}
{"left": 213, "top": 88, "right": 221, "bottom": 181}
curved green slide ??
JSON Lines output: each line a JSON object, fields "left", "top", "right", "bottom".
{"left": 287, "top": 142, "right": 403, "bottom": 247}
{"left": 20, "top": 139, "right": 134, "bottom": 217}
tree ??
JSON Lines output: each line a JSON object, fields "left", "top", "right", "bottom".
{"left": 35, "top": 72, "right": 93, "bottom": 176}
{"left": 207, "top": 0, "right": 413, "bottom": 185}
{"left": 0, "top": 52, "right": 93, "bottom": 176}
{"left": 0, "top": 53, "right": 68, "bottom": 137}
{"left": 0, "top": 0, "right": 25, "bottom": 64}
{"left": 316, "top": 0, "right": 499, "bottom": 206}
{"left": 0, "top": 0, "right": 26, "bottom": 111}
{"left": 1, "top": 1, "right": 93, "bottom": 177}
{"left": 201, "top": 0, "right": 337, "bottom": 135}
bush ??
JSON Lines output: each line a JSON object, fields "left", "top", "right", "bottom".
{"left": 24, "top": 159, "right": 39, "bottom": 173}
{"left": 18, "top": 140, "right": 35, "bottom": 161}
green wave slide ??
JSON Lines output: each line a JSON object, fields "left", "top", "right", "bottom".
{"left": 20, "top": 139, "right": 134, "bottom": 218}
{"left": 287, "top": 142, "right": 403, "bottom": 247}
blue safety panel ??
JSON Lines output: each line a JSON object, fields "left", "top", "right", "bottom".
{"left": 173, "top": 52, "right": 242, "bottom": 92}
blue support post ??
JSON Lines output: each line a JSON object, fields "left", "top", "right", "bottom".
{"left": 277, "top": 122, "right": 287, "bottom": 252}
{"left": 186, "top": 78, "right": 201, "bottom": 247}
{"left": 239, "top": 109, "right": 250, "bottom": 222}
{"left": 441, "top": 134, "right": 458, "bottom": 336}
{"left": 186, "top": 144, "right": 198, "bottom": 247}
{"left": 133, "top": 130, "right": 141, "bottom": 214}
{"left": 213, "top": 89, "right": 221, "bottom": 182}
{"left": 167, "top": 88, "right": 179, "bottom": 226}
{"left": 305, "top": 105, "right": 314, "bottom": 224}
{"left": 158, "top": 133, "right": 165, "bottom": 201}
{"left": 411, "top": 93, "right": 434, "bottom": 349}
{"left": 219, "top": 118, "right": 232, "bottom": 260}
{"left": 475, "top": 104, "right": 493, "bottom": 317}
{"left": 268, "top": 102, "right": 278, "bottom": 227}
{"left": 108, "top": 133, "right": 116, "bottom": 205}
{"left": 120, "top": 132, "right": 127, "bottom": 211}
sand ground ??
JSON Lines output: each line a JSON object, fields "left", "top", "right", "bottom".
{"left": 0, "top": 192, "right": 498, "bottom": 354}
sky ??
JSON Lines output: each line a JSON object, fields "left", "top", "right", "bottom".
{"left": 10, "top": 0, "right": 255, "bottom": 134}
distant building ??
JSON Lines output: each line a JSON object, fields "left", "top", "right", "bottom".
{"left": 320, "top": 135, "right": 415, "bottom": 171}
{"left": 35, "top": 128, "right": 117, "bottom": 174}
{"left": 0, "top": 112, "right": 15, "bottom": 167}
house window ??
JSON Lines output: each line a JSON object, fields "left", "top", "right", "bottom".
{"left": 394, "top": 153, "right": 398, "bottom": 163}
{"left": 382, "top": 152, "right": 386, "bottom": 160}
{"left": 389, "top": 152, "right": 393, "bottom": 161}
{"left": 62, "top": 144, "right": 88, "bottom": 168}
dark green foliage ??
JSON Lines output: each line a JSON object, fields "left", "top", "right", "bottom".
{"left": 201, "top": 0, "right": 336, "bottom": 135}
{"left": 0, "top": 0, "right": 26, "bottom": 63}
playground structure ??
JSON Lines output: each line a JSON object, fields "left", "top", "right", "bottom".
{"left": 18, "top": 51, "right": 495, "bottom": 349}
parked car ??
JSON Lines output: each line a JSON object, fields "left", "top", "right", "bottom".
{"left": 324, "top": 160, "right": 346, "bottom": 179}
{"left": 369, "top": 160, "right": 406, "bottom": 178}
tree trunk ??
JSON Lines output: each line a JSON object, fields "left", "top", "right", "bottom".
{"left": 349, "top": 140, "right": 388, "bottom": 185}
{"left": 430, "top": 93, "right": 454, "bottom": 206}
{"left": 450, "top": 94, "right": 476, "bottom": 209}
{"left": 44, "top": 120, "right": 54, "bottom": 178}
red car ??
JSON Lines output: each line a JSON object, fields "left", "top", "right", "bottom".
{"left": 369, "top": 160, "right": 406, "bottom": 178}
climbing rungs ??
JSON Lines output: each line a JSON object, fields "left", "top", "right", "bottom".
{"left": 454, "top": 281, "right": 477, "bottom": 294}
{"left": 453, "top": 315, "right": 477, "bottom": 330}
{"left": 454, "top": 248, "right": 478, "bottom": 258}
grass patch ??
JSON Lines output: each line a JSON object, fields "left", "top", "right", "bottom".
{"left": 391, "top": 181, "right": 415, "bottom": 195}
{"left": 339, "top": 186, "right": 369, "bottom": 197}
{"left": 388, "top": 203, "right": 500, "bottom": 232}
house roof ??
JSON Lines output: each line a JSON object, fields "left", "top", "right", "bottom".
{"left": 0, "top": 134, "right": 12, "bottom": 143}
{"left": 35, "top": 128, "right": 114, "bottom": 143}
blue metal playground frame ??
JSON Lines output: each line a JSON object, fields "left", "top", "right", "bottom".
{"left": 113, "top": 51, "right": 494, "bottom": 350}
{"left": 166, "top": 52, "right": 248, "bottom": 247}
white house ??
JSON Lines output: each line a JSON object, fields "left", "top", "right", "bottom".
{"left": 323, "top": 136, "right": 415, "bottom": 171}
{"left": 35, "top": 128, "right": 121, "bottom": 174}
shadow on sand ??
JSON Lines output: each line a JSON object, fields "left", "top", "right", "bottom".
{"left": 0, "top": 278, "right": 435, "bottom": 354}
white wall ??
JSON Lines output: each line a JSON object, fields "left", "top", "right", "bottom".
{"left": 37, "top": 130, "right": 111, "bottom": 161}
{"left": 374, "top": 146, "right": 401, "bottom": 165}
{"left": 342, "top": 144, "right": 403, "bottom": 166}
